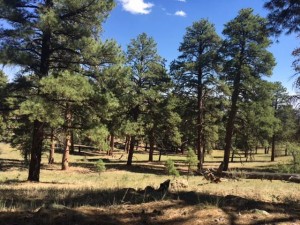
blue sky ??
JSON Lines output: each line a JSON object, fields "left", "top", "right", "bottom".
{"left": 102, "top": 0, "right": 299, "bottom": 94}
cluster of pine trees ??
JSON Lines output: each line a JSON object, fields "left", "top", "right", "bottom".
{"left": 0, "top": 0, "right": 299, "bottom": 182}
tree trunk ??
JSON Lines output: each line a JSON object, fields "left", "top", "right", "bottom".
{"left": 124, "top": 136, "right": 128, "bottom": 152}
{"left": 196, "top": 66, "right": 204, "bottom": 171}
{"left": 202, "top": 133, "right": 206, "bottom": 163}
{"left": 231, "top": 148, "right": 235, "bottom": 162}
{"left": 126, "top": 136, "right": 131, "bottom": 153}
{"left": 271, "top": 135, "right": 275, "bottom": 161}
{"left": 70, "top": 131, "right": 74, "bottom": 154}
{"left": 221, "top": 171, "right": 300, "bottom": 183}
{"left": 181, "top": 142, "right": 185, "bottom": 154}
{"left": 148, "top": 134, "right": 154, "bottom": 162}
{"left": 62, "top": 132, "right": 71, "bottom": 170}
{"left": 109, "top": 133, "right": 114, "bottom": 156}
{"left": 145, "top": 142, "right": 148, "bottom": 151}
{"left": 28, "top": 120, "right": 44, "bottom": 182}
{"left": 127, "top": 106, "right": 139, "bottom": 165}
{"left": 127, "top": 136, "right": 135, "bottom": 166}
{"left": 135, "top": 140, "right": 139, "bottom": 151}
{"left": 244, "top": 149, "right": 248, "bottom": 158}
{"left": 223, "top": 74, "right": 241, "bottom": 171}
{"left": 49, "top": 128, "right": 55, "bottom": 164}
{"left": 28, "top": 1, "right": 52, "bottom": 181}
{"left": 62, "top": 103, "right": 72, "bottom": 170}
{"left": 158, "top": 146, "right": 162, "bottom": 162}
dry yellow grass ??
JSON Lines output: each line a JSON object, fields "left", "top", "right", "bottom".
{"left": 0, "top": 143, "right": 299, "bottom": 224}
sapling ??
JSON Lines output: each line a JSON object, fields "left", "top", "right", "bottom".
{"left": 165, "top": 159, "right": 180, "bottom": 178}
{"left": 95, "top": 159, "right": 106, "bottom": 175}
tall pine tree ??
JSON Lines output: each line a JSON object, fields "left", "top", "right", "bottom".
{"left": 170, "top": 19, "right": 221, "bottom": 170}
{"left": 125, "top": 33, "right": 170, "bottom": 165}
{"left": 0, "top": 0, "right": 115, "bottom": 181}
{"left": 221, "top": 8, "right": 275, "bottom": 171}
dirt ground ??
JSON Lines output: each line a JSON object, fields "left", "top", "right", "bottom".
{"left": 0, "top": 191, "right": 299, "bottom": 225}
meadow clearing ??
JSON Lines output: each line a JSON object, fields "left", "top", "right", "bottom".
{"left": 0, "top": 143, "right": 299, "bottom": 225}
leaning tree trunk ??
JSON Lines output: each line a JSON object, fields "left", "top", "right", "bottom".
{"left": 62, "top": 103, "right": 72, "bottom": 170}
{"left": 223, "top": 72, "right": 241, "bottom": 171}
{"left": 28, "top": 120, "right": 44, "bottom": 181}
{"left": 127, "top": 136, "right": 136, "bottom": 166}
{"left": 48, "top": 128, "right": 55, "bottom": 164}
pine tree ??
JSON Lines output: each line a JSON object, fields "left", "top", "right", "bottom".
{"left": 221, "top": 9, "right": 275, "bottom": 171}
{"left": 232, "top": 80, "right": 279, "bottom": 161}
{"left": 170, "top": 19, "right": 221, "bottom": 170}
{"left": 0, "top": 0, "right": 115, "bottom": 181}
{"left": 264, "top": 0, "right": 300, "bottom": 82}
{"left": 264, "top": 0, "right": 300, "bottom": 35}
{"left": 125, "top": 33, "right": 170, "bottom": 165}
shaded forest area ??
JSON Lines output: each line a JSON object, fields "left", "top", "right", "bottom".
{"left": 0, "top": 0, "right": 299, "bottom": 184}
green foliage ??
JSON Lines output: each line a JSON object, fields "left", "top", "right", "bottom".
{"left": 186, "top": 148, "right": 198, "bottom": 174}
{"left": 165, "top": 159, "right": 180, "bottom": 177}
{"left": 264, "top": 0, "right": 300, "bottom": 84}
{"left": 285, "top": 142, "right": 300, "bottom": 173}
{"left": 170, "top": 19, "right": 222, "bottom": 158}
{"left": 264, "top": 0, "right": 300, "bottom": 36}
{"left": 95, "top": 159, "right": 106, "bottom": 175}
{"left": 83, "top": 125, "right": 109, "bottom": 151}
{"left": 0, "top": 71, "right": 8, "bottom": 138}
{"left": 221, "top": 8, "right": 276, "bottom": 170}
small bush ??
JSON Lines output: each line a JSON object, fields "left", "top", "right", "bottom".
{"left": 165, "top": 159, "right": 180, "bottom": 177}
{"left": 277, "top": 143, "right": 300, "bottom": 173}
{"left": 186, "top": 148, "right": 198, "bottom": 174}
{"left": 95, "top": 159, "right": 106, "bottom": 175}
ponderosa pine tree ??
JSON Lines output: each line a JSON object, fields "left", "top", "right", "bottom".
{"left": 143, "top": 94, "right": 181, "bottom": 162}
{"left": 170, "top": 19, "right": 221, "bottom": 170}
{"left": 125, "top": 33, "right": 170, "bottom": 166}
{"left": 233, "top": 79, "right": 279, "bottom": 161}
{"left": 0, "top": 0, "right": 115, "bottom": 181}
{"left": 270, "top": 82, "right": 292, "bottom": 161}
{"left": 264, "top": 0, "right": 300, "bottom": 81}
{"left": 264, "top": 0, "right": 300, "bottom": 35}
{"left": 221, "top": 8, "right": 275, "bottom": 171}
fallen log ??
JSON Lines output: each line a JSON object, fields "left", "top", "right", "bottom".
{"left": 221, "top": 171, "right": 300, "bottom": 183}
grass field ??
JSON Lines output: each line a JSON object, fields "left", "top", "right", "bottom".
{"left": 0, "top": 143, "right": 299, "bottom": 225}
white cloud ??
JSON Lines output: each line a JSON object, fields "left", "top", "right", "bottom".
{"left": 119, "top": 0, "right": 154, "bottom": 15}
{"left": 174, "top": 10, "right": 186, "bottom": 17}
{"left": 177, "top": 0, "right": 186, "bottom": 2}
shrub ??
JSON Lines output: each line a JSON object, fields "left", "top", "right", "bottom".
{"left": 95, "top": 159, "right": 106, "bottom": 175}
{"left": 277, "top": 143, "right": 300, "bottom": 173}
{"left": 186, "top": 148, "right": 198, "bottom": 175}
{"left": 165, "top": 159, "right": 180, "bottom": 177}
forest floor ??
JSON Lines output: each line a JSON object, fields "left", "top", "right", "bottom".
{"left": 0, "top": 143, "right": 299, "bottom": 225}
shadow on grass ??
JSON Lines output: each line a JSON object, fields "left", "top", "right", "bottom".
{"left": 0, "top": 158, "right": 28, "bottom": 171}
{"left": 0, "top": 186, "right": 299, "bottom": 225}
